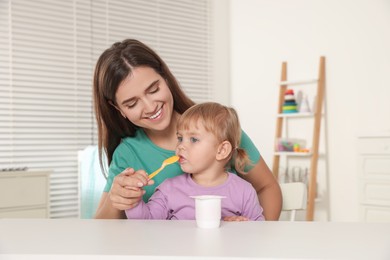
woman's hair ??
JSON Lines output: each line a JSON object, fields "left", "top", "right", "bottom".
{"left": 93, "top": 39, "right": 195, "bottom": 167}
{"left": 177, "top": 102, "right": 250, "bottom": 174}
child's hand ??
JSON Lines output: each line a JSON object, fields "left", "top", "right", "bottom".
{"left": 223, "top": 216, "right": 249, "bottom": 222}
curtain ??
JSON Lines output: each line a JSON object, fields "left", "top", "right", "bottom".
{"left": 0, "top": 0, "right": 214, "bottom": 218}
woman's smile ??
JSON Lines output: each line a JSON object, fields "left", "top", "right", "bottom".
{"left": 147, "top": 107, "right": 163, "bottom": 120}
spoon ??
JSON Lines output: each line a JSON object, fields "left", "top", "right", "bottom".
{"left": 148, "top": 155, "right": 180, "bottom": 179}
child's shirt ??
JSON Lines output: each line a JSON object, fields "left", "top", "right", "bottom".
{"left": 125, "top": 172, "right": 264, "bottom": 221}
{"left": 104, "top": 129, "right": 261, "bottom": 202}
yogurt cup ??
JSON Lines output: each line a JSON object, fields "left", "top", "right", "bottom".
{"left": 190, "top": 195, "right": 225, "bottom": 229}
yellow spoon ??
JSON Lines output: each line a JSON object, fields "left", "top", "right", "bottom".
{"left": 148, "top": 155, "right": 180, "bottom": 179}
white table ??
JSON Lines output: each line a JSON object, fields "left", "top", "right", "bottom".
{"left": 0, "top": 219, "right": 389, "bottom": 260}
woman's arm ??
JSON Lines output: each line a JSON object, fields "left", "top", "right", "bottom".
{"left": 95, "top": 192, "right": 126, "bottom": 219}
{"left": 239, "top": 157, "right": 282, "bottom": 221}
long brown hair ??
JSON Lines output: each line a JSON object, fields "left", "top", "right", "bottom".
{"left": 177, "top": 102, "right": 251, "bottom": 174}
{"left": 93, "top": 39, "right": 195, "bottom": 168}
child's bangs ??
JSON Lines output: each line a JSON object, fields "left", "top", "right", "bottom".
{"left": 178, "top": 108, "right": 218, "bottom": 133}
{"left": 178, "top": 111, "right": 203, "bottom": 131}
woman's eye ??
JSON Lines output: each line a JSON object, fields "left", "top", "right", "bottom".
{"left": 177, "top": 136, "right": 183, "bottom": 143}
{"left": 125, "top": 100, "right": 137, "bottom": 109}
{"left": 149, "top": 85, "right": 159, "bottom": 94}
{"left": 190, "top": 137, "right": 199, "bottom": 143}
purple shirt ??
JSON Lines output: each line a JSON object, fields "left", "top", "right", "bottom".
{"left": 125, "top": 172, "right": 264, "bottom": 221}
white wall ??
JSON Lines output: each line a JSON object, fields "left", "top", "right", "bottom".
{"left": 230, "top": 0, "right": 390, "bottom": 221}
{"left": 211, "top": 0, "right": 231, "bottom": 105}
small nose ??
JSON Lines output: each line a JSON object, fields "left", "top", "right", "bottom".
{"left": 176, "top": 142, "right": 185, "bottom": 151}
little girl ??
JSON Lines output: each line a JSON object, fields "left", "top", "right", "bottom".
{"left": 125, "top": 102, "right": 264, "bottom": 221}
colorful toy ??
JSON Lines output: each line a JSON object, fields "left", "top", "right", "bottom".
{"left": 276, "top": 138, "right": 309, "bottom": 153}
{"left": 282, "top": 89, "right": 298, "bottom": 113}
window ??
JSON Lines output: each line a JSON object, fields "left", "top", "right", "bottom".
{"left": 0, "top": 0, "right": 214, "bottom": 218}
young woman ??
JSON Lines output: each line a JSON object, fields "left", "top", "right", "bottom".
{"left": 93, "top": 39, "right": 282, "bottom": 220}
{"left": 125, "top": 102, "right": 264, "bottom": 221}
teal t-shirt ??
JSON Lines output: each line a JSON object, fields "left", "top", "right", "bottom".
{"left": 104, "top": 129, "right": 260, "bottom": 202}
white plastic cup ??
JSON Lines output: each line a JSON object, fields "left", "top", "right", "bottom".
{"left": 190, "top": 195, "right": 225, "bottom": 229}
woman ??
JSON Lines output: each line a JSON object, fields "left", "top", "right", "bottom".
{"left": 93, "top": 39, "right": 282, "bottom": 220}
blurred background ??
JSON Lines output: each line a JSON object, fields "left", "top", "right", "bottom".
{"left": 1, "top": 0, "right": 389, "bottom": 222}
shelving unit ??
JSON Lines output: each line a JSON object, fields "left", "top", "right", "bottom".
{"left": 0, "top": 170, "right": 51, "bottom": 218}
{"left": 357, "top": 134, "right": 390, "bottom": 222}
{"left": 272, "top": 56, "right": 326, "bottom": 221}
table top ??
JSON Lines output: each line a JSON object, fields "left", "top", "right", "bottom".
{"left": 0, "top": 219, "right": 389, "bottom": 260}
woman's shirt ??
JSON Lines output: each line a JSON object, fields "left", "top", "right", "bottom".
{"left": 104, "top": 129, "right": 261, "bottom": 202}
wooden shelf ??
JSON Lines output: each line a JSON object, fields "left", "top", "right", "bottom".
{"left": 272, "top": 56, "right": 326, "bottom": 221}
{"left": 280, "top": 79, "right": 318, "bottom": 86}
{"left": 274, "top": 151, "right": 312, "bottom": 157}
{"left": 276, "top": 112, "right": 314, "bottom": 118}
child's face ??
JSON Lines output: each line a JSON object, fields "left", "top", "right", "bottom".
{"left": 114, "top": 66, "right": 174, "bottom": 132}
{"left": 176, "top": 121, "right": 219, "bottom": 175}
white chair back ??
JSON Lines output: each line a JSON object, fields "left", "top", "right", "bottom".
{"left": 78, "top": 146, "right": 108, "bottom": 219}
{"left": 280, "top": 182, "right": 308, "bottom": 221}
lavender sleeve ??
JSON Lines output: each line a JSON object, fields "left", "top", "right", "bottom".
{"left": 242, "top": 187, "right": 265, "bottom": 221}
{"left": 125, "top": 186, "right": 170, "bottom": 220}
{"left": 224, "top": 173, "right": 264, "bottom": 221}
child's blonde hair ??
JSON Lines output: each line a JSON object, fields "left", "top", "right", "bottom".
{"left": 177, "top": 102, "right": 251, "bottom": 174}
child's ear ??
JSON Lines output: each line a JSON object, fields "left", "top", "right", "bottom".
{"left": 216, "top": 141, "right": 232, "bottom": 161}
{"left": 109, "top": 100, "right": 127, "bottom": 119}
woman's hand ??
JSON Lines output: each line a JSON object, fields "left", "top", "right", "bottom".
{"left": 223, "top": 216, "right": 249, "bottom": 222}
{"left": 95, "top": 168, "right": 153, "bottom": 219}
{"left": 109, "top": 168, "right": 154, "bottom": 210}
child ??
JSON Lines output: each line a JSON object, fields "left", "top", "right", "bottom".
{"left": 125, "top": 102, "right": 264, "bottom": 221}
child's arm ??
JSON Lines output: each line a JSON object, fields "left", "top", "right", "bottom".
{"left": 241, "top": 187, "right": 265, "bottom": 221}
{"left": 124, "top": 200, "right": 152, "bottom": 219}
{"left": 223, "top": 175, "right": 265, "bottom": 222}
{"left": 223, "top": 191, "right": 264, "bottom": 222}
{"left": 124, "top": 175, "right": 170, "bottom": 220}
